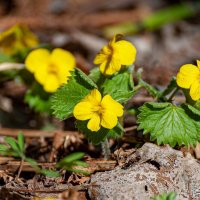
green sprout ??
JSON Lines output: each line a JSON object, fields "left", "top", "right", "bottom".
{"left": 153, "top": 192, "right": 176, "bottom": 200}
{"left": 0, "top": 133, "right": 89, "bottom": 177}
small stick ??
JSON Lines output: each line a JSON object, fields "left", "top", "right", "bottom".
{"left": 4, "top": 183, "right": 90, "bottom": 193}
{"left": 0, "top": 128, "right": 82, "bottom": 138}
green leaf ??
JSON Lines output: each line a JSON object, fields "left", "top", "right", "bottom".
{"left": 137, "top": 102, "right": 200, "bottom": 147}
{"left": 57, "top": 152, "right": 85, "bottom": 166}
{"left": 0, "top": 144, "right": 9, "bottom": 152}
{"left": 40, "top": 169, "right": 60, "bottom": 177}
{"left": 89, "top": 67, "right": 101, "bottom": 83}
{"left": 77, "top": 68, "right": 97, "bottom": 88}
{"left": 187, "top": 104, "right": 200, "bottom": 116}
{"left": 25, "top": 158, "right": 39, "bottom": 169}
{"left": 101, "top": 68, "right": 134, "bottom": 103}
{"left": 4, "top": 137, "right": 19, "bottom": 153}
{"left": 107, "top": 122, "right": 124, "bottom": 139}
{"left": 153, "top": 192, "right": 176, "bottom": 200}
{"left": 17, "top": 133, "right": 25, "bottom": 153}
{"left": 0, "top": 52, "right": 14, "bottom": 63}
{"left": 137, "top": 68, "right": 158, "bottom": 97}
{"left": 24, "top": 91, "right": 51, "bottom": 113}
{"left": 66, "top": 168, "right": 90, "bottom": 175}
{"left": 72, "top": 160, "right": 89, "bottom": 168}
{"left": 76, "top": 121, "right": 123, "bottom": 145}
{"left": 51, "top": 68, "right": 97, "bottom": 120}
{"left": 157, "top": 77, "right": 177, "bottom": 100}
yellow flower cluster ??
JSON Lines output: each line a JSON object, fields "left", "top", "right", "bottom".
{"left": 73, "top": 89, "right": 123, "bottom": 132}
{"left": 94, "top": 35, "right": 137, "bottom": 75}
{"left": 25, "top": 48, "right": 75, "bottom": 93}
{"left": 73, "top": 35, "right": 136, "bottom": 131}
{"left": 0, "top": 24, "right": 38, "bottom": 55}
{"left": 26, "top": 35, "right": 135, "bottom": 131}
{"left": 176, "top": 60, "right": 200, "bottom": 101}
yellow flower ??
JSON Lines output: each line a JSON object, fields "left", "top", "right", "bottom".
{"left": 73, "top": 89, "right": 123, "bottom": 132}
{"left": 176, "top": 60, "right": 200, "bottom": 101}
{"left": 0, "top": 24, "right": 39, "bottom": 55}
{"left": 25, "top": 48, "right": 75, "bottom": 93}
{"left": 93, "top": 34, "right": 137, "bottom": 75}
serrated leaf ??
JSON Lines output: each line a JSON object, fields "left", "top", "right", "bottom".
{"left": 137, "top": 102, "right": 200, "bottom": 147}
{"left": 88, "top": 67, "right": 101, "bottom": 83}
{"left": 146, "top": 102, "right": 170, "bottom": 109}
{"left": 76, "top": 68, "right": 97, "bottom": 88}
{"left": 76, "top": 121, "right": 123, "bottom": 145}
{"left": 157, "top": 77, "right": 177, "bottom": 100}
{"left": 101, "top": 68, "right": 134, "bottom": 103}
{"left": 186, "top": 104, "right": 200, "bottom": 116}
{"left": 107, "top": 122, "right": 124, "bottom": 139}
{"left": 51, "top": 68, "right": 97, "bottom": 120}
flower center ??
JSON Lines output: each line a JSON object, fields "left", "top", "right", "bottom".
{"left": 48, "top": 63, "right": 58, "bottom": 75}
{"left": 93, "top": 103, "right": 104, "bottom": 115}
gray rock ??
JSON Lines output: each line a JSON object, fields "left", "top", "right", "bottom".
{"left": 89, "top": 143, "right": 200, "bottom": 200}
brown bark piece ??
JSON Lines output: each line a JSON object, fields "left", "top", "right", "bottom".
{"left": 89, "top": 143, "right": 200, "bottom": 200}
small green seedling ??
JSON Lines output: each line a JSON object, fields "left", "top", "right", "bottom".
{"left": 56, "top": 152, "right": 89, "bottom": 175}
{"left": 0, "top": 133, "right": 88, "bottom": 177}
{"left": 153, "top": 192, "right": 176, "bottom": 200}
{"left": 0, "top": 132, "right": 25, "bottom": 159}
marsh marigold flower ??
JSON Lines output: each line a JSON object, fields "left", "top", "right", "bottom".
{"left": 25, "top": 48, "right": 75, "bottom": 93}
{"left": 0, "top": 24, "right": 38, "bottom": 55}
{"left": 73, "top": 89, "right": 123, "bottom": 132}
{"left": 176, "top": 60, "right": 200, "bottom": 101}
{"left": 93, "top": 34, "right": 136, "bottom": 75}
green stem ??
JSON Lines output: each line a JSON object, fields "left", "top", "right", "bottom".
{"left": 133, "top": 85, "right": 142, "bottom": 92}
{"left": 167, "top": 87, "right": 179, "bottom": 102}
{"left": 17, "top": 158, "right": 24, "bottom": 178}
{"left": 101, "top": 139, "right": 111, "bottom": 160}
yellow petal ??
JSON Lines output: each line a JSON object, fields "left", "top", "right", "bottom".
{"left": 57, "top": 67, "right": 72, "bottom": 84}
{"left": 197, "top": 60, "right": 200, "bottom": 69}
{"left": 114, "top": 40, "right": 137, "bottom": 65}
{"left": 101, "top": 112, "right": 118, "bottom": 129}
{"left": 25, "top": 48, "right": 50, "bottom": 73}
{"left": 33, "top": 62, "right": 49, "bottom": 85}
{"left": 51, "top": 48, "right": 75, "bottom": 71}
{"left": 93, "top": 46, "right": 110, "bottom": 64}
{"left": 101, "top": 95, "right": 123, "bottom": 117}
{"left": 87, "top": 114, "right": 101, "bottom": 132}
{"left": 43, "top": 74, "right": 59, "bottom": 93}
{"left": 176, "top": 64, "right": 199, "bottom": 89}
{"left": 73, "top": 102, "right": 93, "bottom": 120}
{"left": 99, "top": 56, "right": 121, "bottom": 75}
{"left": 109, "top": 34, "right": 123, "bottom": 46}
{"left": 21, "top": 25, "right": 39, "bottom": 47}
{"left": 190, "top": 80, "right": 200, "bottom": 101}
{"left": 84, "top": 89, "right": 102, "bottom": 105}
